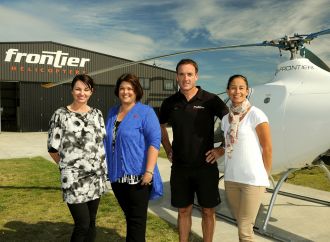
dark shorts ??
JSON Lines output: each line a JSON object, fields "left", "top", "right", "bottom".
{"left": 170, "top": 165, "right": 221, "bottom": 208}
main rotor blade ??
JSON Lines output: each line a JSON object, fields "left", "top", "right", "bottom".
{"left": 305, "top": 28, "right": 330, "bottom": 41}
{"left": 300, "top": 47, "right": 330, "bottom": 72}
{"left": 41, "top": 42, "right": 266, "bottom": 88}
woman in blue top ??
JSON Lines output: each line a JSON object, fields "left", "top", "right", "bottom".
{"left": 104, "top": 73, "right": 163, "bottom": 242}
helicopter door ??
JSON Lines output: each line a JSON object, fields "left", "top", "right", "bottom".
{"left": 249, "top": 83, "right": 288, "bottom": 173}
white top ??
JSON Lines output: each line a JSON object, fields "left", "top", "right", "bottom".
{"left": 221, "top": 106, "right": 270, "bottom": 186}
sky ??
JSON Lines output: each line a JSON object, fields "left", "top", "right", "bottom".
{"left": 0, "top": 0, "right": 329, "bottom": 92}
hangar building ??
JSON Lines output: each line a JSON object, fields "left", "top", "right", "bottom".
{"left": 0, "top": 42, "right": 177, "bottom": 131}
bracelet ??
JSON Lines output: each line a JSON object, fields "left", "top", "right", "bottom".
{"left": 145, "top": 170, "right": 154, "bottom": 176}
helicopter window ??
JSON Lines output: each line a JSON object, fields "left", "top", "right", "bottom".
{"left": 264, "top": 97, "right": 271, "bottom": 104}
{"left": 164, "top": 79, "right": 175, "bottom": 91}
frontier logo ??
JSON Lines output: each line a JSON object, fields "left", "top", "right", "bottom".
{"left": 275, "top": 64, "right": 314, "bottom": 75}
{"left": 4, "top": 48, "right": 90, "bottom": 68}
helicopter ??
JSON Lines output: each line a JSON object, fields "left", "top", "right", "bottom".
{"left": 42, "top": 28, "right": 330, "bottom": 238}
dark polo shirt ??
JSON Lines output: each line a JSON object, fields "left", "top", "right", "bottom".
{"left": 159, "top": 87, "right": 228, "bottom": 168}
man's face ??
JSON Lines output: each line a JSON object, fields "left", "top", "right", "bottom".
{"left": 176, "top": 64, "right": 198, "bottom": 92}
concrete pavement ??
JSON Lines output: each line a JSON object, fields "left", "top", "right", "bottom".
{"left": 1, "top": 132, "right": 330, "bottom": 241}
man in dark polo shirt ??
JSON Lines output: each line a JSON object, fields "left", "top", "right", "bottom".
{"left": 159, "top": 59, "right": 228, "bottom": 242}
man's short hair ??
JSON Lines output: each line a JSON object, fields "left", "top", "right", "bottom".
{"left": 176, "top": 59, "right": 199, "bottom": 73}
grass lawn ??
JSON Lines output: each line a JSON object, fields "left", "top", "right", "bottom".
{"left": 271, "top": 165, "right": 330, "bottom": 192}
{"left": 1, "top": 152, "right": 329, "bottom": 241}
{"left": 0, "top": 157, "right": 202, "bottom": 242}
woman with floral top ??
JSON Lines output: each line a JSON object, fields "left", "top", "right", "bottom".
{"left": 105, "top": 73, "right": 163, "bottom": 242}
{"left": 48, "top": 74, "right": 108, "bottom": 242}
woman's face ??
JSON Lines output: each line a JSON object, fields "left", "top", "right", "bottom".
{"left": 118, "top": 81, "right": 137, "bottom": 105}
{"left": 227, "top": 77, "right": 249, "bottom": 106}
{"left": 71, "top": 80, "right": 92, "bottom": 104}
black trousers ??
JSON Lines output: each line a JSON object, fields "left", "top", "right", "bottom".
{"left": 111, "top": 182, "right": 151, "bottom": 242}
{"left": 67, "top": 198, "right": 100, "bottom": 242}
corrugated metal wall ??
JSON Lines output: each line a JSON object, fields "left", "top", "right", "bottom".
{"left": 0, "top": 42, "right": 178, "bottom": 131}
{"left": 19, "top": 82, "right": 116, "bottom": 131}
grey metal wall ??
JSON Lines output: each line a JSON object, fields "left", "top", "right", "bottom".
{"left": 20, "top": 82, "right": 116, "bottom": 132}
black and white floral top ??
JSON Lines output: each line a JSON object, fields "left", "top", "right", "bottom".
{"left": 48, "top": 107, "right": 108, "bottom": 204}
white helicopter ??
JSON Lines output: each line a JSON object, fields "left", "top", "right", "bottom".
{"left": 212, "top": 29, "right": 330, "bottom": 237}
{"left": 43, "top": 29, "right": 330, "bottom": 239}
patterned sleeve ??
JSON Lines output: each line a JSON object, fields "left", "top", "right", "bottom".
{"left": 47, "top": 109, "right": 63, "bottom": 152}
{"left": 97, "top": 109, "right": 106, "bottom": 138}
{"left": 96, "top": 109, "right": 108, "bottom": 177}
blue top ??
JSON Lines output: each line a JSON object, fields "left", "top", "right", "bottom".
{"left": 104, "top": 102, "right": 163, "bottom": 200}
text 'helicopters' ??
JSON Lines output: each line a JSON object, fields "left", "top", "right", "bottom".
{"left": 42, "top": 29, "right": 330, "bottom": 176}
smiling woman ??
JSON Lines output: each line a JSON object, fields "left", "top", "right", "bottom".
{"left": 47, "top": 74, "right": 108, "bottom": 242}
{"left": 222, "top": 74, "right": 272, "bottom": 242}
{"left": 104, "top": 73, "right": 163, "bottom": 242}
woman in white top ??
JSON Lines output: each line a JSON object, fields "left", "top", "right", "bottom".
{"left": 221, "top": 75, "right": 272, "bottom": 242}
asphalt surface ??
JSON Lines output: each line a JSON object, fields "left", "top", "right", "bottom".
{"left": 0, "top": 131, "right": 329, "bottom": 242}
